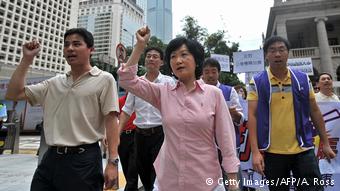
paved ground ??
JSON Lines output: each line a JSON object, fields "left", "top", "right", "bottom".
{"left": 0, "top": 136, "right": 130, "bottom": 191}
{"left": 0, "top": 136, "right": 263, "bottom": 191}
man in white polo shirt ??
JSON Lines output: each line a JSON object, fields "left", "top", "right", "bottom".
{"left": 120, "top": 47, "right": 174, "bottom": 191}
{"left": 5, "top": 28, "right": 120, "bottom": 191}
{"left": 315, "top": 72, "right": 340, "bottom": 102}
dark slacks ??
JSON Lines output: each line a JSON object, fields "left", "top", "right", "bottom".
{"left": 118, "top": 130, "right": 138, "bottom": 191}
{"left": 264, "top": 149, "right": 324, "bottom": 191}
{"left": 135, "top": 126, "right": 164, "bottom": 191}
{"left": 31, "top": 143, "right": 103, "bottom": 191}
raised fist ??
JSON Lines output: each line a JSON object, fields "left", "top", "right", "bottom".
{"left": 137, "top": 26, "right": 150, "bottom": 37}
{"left": 22, "top": 39, "right": 41, "bottom": 58}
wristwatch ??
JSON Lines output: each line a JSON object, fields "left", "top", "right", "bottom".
{"left": 107, "top": 157, "right": 119, "bottom": 166}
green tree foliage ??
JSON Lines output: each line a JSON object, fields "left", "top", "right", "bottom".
{"left": 148, "top": 36, "right": 167, "bottom": 50}
{"left": 181, "top": 16, "right": 208, "bottom": 43}
{"left": 180, "top": 17, "right": 243, "bottom": 86}
{"left": 205, "top": 31, "right": 240, "bottom": 58}
{"left": 205, "top": 30, "right": 225, "bottom": 55}
{"left": 126, "top": 46, "right": 133, "bottom": 58}
{"left": 219, "top": 72, "right": 244, "bottom": 86}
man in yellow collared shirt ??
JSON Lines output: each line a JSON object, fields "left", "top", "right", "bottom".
{"left": 248, "top": 69, "right": 315, "bottom": 155}
{"left": 247, "top": 36, "right": 336, "bottom": 191}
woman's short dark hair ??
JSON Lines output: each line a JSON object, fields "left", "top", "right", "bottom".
{"left": 263, "top": 36, "right": 290, "bottom": 54}
{"left": 165, "top": 37, "right": 204, "bottom": 80}
{"left": 203, "top": 58, "right": 221, "bottom": 72}
{"left": 144, "top": 46, "right": 164, "bottom": 60}
{"left": 64, "top": 28, "right": 94, "bottom": 48}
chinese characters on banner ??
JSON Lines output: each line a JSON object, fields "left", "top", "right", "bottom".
{"left": 287, "top": 57, "right": 314, "bottom": 75}
{"left": 211, "top": 54, "right": 230, "bottom": 72}
{"left": 233, "top": 49, "right": 264, "bottom": 73}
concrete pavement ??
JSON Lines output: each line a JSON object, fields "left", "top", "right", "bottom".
{"left": 0, "top": 136, "right": 129, "bottom": 191}
{"left": 0, "top": 154, "right": 38, "bottom": 191}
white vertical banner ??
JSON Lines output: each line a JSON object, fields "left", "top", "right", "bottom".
{"left": 233, "top": 49, "right": 264, "bottom": 73}
{"left": 210, "top": 54, "right": 230, "bottom": 72}
{"left": 287, "top": 57, "right": 314, "bottom": 75}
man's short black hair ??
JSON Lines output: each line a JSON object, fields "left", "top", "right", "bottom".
{"left": 263, "top": 36, "right": 290, "bottom": 54}
{"left": 165, "top": 37, "right": 204, "bottom": 80}
{"left": 64, "top": 28, "right": 94, "bottom": 48}
{"left": 203, "top": 58, "right": 221, "bottom": 72}
{"left": 144, "top": 47, "right": 164, "bottom": 60}
{"left": 317, "top": 72, "right": 333, "bottom": 82}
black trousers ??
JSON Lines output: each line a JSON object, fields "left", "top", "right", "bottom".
{"left": 135, "top": 126, "right": 164, "bottom": 191}
{"left": 118, "top": 130, "right": 138, "bottom": 191}
{"left": 31, "top": 143, "right": 103, "bottom": 191}
{"left": 264, "top": 149, "right": 324, "bottom": 191}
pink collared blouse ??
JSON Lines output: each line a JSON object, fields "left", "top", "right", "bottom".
{"left": 118, "top": 64, "right": 240, "bottom": 191}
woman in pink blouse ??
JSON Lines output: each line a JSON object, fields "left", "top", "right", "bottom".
{"left": 118, "top": 27, "right": 240, "bottom": 191}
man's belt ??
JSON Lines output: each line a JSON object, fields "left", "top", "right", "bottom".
{"left": 135, "top": 125, "right": 163, "bottom": 136}
{"left": 50, "top": 142, "right": 98, "bottom": 155}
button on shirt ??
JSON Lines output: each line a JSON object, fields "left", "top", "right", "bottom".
{"left": 118, "top": 64, "right": 239, "bottom": 191}
{"left": 25, "top": 66, "right": 119, "bottom": 146}
{"left": 122, "top": 73, "right": 175, "bottom": 129}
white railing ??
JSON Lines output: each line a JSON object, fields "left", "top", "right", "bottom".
{"left": 290, "top": 47, "right": 319, "bottom": 58}
{"left": 331, "top": 45, "right": 340, "bottom": 56}
{"left": 290, "top": 46, "right": 340, "bottom": 58}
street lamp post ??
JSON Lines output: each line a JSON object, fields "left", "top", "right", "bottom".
{"left": 123, "top": 28, "right": 134, "bottom": 47}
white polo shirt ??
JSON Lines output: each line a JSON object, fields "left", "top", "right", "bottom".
{"left": 122, "top": 72, "right": 175, "bottom": 129}
{"left": 315, "top": 92, "right": 340, "bottom": 102}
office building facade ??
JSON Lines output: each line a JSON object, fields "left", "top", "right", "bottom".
{"left": 0, "top": 0, "right": 79, "bottom": 79}
{"left": 147, "top": 0, "right": 172, "bottom": 43}
{"left": 136, "top": 0, "right": 147, "bottom": 23}
{"left": 78, "top": 0, "right": 143, "bottom": 66}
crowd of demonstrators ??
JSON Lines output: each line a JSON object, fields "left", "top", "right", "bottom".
{"left": 247, "top": 36, "right": 336, "bottom": 191}
{"left": 118, "top": 26, "right": 240, "bottom": 191}
{"left": 315, "top": 72, "right": 340, "bottom": 102}
{"left": 120, "top": 46, "right": 175, "bottom": 191}
{"left": 117, "top": 90, "right": 139, "bottom": 191}
{"left": 4, "top": 24, "right": 339, "bottom": 191}
{"left": 5, "top": 28, "right": 120, "bottom": 191}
